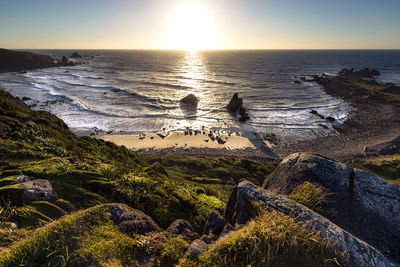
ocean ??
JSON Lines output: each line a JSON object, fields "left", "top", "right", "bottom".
{"left": 1, "top": 50, "right": 400, "bottom": 141}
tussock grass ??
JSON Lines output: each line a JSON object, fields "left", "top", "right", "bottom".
{"left": 288, "top": 182, "right": 329, "bottom": 213}
{"left": 0, "top": 205, "right": 141, "bottom": 267}
{"left": 180, "top": 211, "right": 344, "bottom": 267}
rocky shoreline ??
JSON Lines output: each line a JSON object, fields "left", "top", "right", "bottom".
{"left": 0, "top": 48, "right": 85, "bottom": 73}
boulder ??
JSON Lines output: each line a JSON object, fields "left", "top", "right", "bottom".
{"left": 107, "top": 203, "right": 161, "bottom": 236}
{"left": 180, "top": 94, "right": 199, "bottom": 106}
{"left": 225, "top": 180, "right": 396, "bottom": 267}
{"left": 263, "top": 153, "right": 400, "bottom": 261}
{"left": 70, "top": 52, "right": 82, "bottom": 58}
{"left": 226, "top": 93, "right": 243, "bottom": 112}
{"left": 203, "top": 211, "right": 227, "bottom": 236}
{"left": 13, "top": 175, "right": 30, "bottom": 184}
{"left": 166, "top": 219, "right": 199, "bottom": 241}
{"left": 21, "top": 179, "right": 58, "bottom": 202}
{"left": 364, "top": 135, "right": 400, "bottom": 156}
{"left": 185, "top": 239, "right": 209, "bottom": 259}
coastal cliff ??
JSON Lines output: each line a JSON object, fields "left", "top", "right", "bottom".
{"left": 0, "top": 48, "right": 79, "bottom": 73}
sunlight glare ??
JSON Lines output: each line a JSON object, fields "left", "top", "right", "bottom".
{"left": 166, "top": 1, "right": 218, "bottom": 50}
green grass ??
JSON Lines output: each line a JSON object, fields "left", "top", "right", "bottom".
{"left": 0, "top": 204, "right": 142, "bottom": 267}
{"left": 179, "top": 211, "right": 344, "bottom": 267}
{"left": 158, "top": 237, "right": 189, "bottom": 267}
{"left": 353, "top": 153, "right": 400, "bottom": 185}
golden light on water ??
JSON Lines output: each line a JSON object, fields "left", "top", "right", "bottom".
{"left": 165, "top": 1, "right": 219, "bottom": 50}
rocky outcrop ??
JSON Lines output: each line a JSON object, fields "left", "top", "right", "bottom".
{"left": 57, "top": 56, "right": 77, "bottom": 67}
{"left": 107, "top": 203, "right": 161, "bottom": 236}
{"left": 70, "top": 52, "right": 82, "bottom": 58}
{"left": 21, "top": 179, "right": 58, "bottom": 202}
{"left": 226, "top": 93, "right": 243, "bottom": 112}
{"left": 180, "top": 94, "right": 199, "bottom": 106}
{"left": 0, "top": 48, "right": 81, "bottom": 73}
{"left": 338, "top": 68, "right": 380, "bottom": 79}
{"left": 226, "top": 93, "right": 250, "bottom": 122}
{"left": 364, "top": 135, "right": 400, "bottom": 156}
{"left": 0, "top": 48, "right": 56, "bottom": 73}
{"left": 225, "top": 180, "right": 397, "bottom": 267}
{"left": 263, "top": 153, "right": 400, "bottom": 262}
{"left": 166, "top": 219, "right": 199, "bottom": 241}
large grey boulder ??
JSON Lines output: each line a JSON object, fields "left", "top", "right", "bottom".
{"left": 107, "top": 203, "right": 161, "bottom": 236}
{"left": 225, "top": 181, "right": 396, "bottom": 267}
{"left": 262, "top": 152, "right": 400, "bottom": 261}
{"left": 21, "top": 179, "right": 58, "bottom": 202}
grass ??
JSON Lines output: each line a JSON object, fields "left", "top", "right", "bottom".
{"left": 158, "top": 237, "right": 189, "bottom": 267}
{"left": 0, "top": 88, "right": 277, "bottom": 260}
{"left": 0, "top": 205, "right": 142, "bottom": 267}
{"left": 353, "top": 153, "right": 400, "bottom": 185}
{"left": 179, "top": 211, "right": 345, "bottom": 267}
{"left": 288, "top": 182, "right": 329, "bottom": 214}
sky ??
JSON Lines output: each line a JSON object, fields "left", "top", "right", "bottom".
{"left": 0, "top": 0, "right": 399, "bottom": 50}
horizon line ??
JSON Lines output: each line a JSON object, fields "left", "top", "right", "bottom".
{"left": 4, "top": 48, "right": 400, "bottom": 51}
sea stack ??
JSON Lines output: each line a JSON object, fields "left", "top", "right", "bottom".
{"left": 70, "top": 51, "right": 82, "bottom": 58}
{"left": 226, "top": 93, "right": 250, "bottom": 122}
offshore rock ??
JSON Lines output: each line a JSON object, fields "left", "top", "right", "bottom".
{"left": 180, "top": 94, "right": 199, "bottom": 106}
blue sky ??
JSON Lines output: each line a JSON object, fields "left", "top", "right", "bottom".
{"left": 0, "top": 0, "right": 399, "bottom": 49}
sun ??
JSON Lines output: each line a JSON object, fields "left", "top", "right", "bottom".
{"left": 165, "top": 1, "right": 218, "bottom": 50}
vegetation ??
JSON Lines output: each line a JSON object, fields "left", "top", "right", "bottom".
{"left": 179, "top": 211, "right": 344, "bottom": 267}
{"left": 0, "top": 89, "right": 277, "bottom": 265}
{"left": 0, "top": 205, "right": 142, "bottom": 267}
{"left": 353, "top": 153, "right": 400, "bottom": 185}
{"left": 288, "top": 181, "right": 329, "bottom": 213}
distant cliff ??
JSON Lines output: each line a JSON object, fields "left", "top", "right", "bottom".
{"left": 0, "top": 48, "right": 77, "bottom": 73}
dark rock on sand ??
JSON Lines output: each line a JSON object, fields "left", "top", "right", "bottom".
{"left": 22, "top": 97, "right": 31, "bottom": 101}
{"left": 263, "top": 153, "right": 400, "bottom": 261}
{"left": 70, "top": 51, "right": 82, "bottom": 58}
{"left": 21, "top": 179, "right": 58, "bottom": 202}
{"left": 180, "top": 94, "right": 199, "bottom": 106}
{"left": 203, "top": 211, "right": 227, "bottom": 235}
{"left": 107, "top": 203, "right": 161, "bottom": 236}
{"left": 226, "top": 180, "right": 397, "bottom": 267}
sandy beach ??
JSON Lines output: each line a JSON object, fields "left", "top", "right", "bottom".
{"left": 99, "top": 130, "right": 274, "bottom": 150}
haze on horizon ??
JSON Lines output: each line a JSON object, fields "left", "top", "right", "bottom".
{"left": 0, "top": 0, "right": 399, "bottom": 50}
